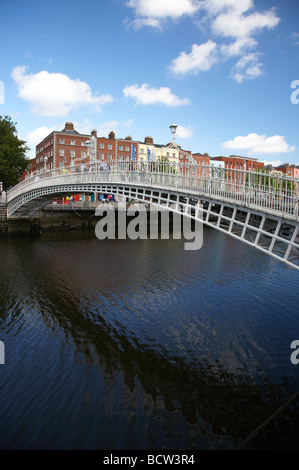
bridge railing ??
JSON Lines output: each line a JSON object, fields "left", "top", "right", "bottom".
{"left": 7, "top": 161, "right": 299, "bottom": 219}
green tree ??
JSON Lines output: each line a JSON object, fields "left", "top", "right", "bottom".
{"left": 0, "top": 116, "right": 30, "bottom": 190}
{"left": 247, "top": 167, "right": 296, "bottom": 193}
{"left": 157, "top": 156, "right": 176, "bottom": 174}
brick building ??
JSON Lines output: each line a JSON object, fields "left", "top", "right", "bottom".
{"left": 211, "top": 155, "right": 264, "bottom": 171}
{"left": 26, "top": 122, "right": 267, "bottom": 181}
{"left": 32, "top": 122, "right": 140, "bottom": 173}
{"left": 25, "top": 122, "right": 197, "bottom": 177}
{"left": 275, "top": 163, "right": 299, "bottom": 179}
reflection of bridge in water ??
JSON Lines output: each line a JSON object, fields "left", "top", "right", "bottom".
{"left": 2, "top": 161, "right": 299, "bottom": 269}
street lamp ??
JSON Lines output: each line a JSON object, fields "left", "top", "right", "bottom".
{"left": 86, "top": 136, "right": 97, "bottom": 166}
{"left": 169, "top": 122, "right": 178, "bottom": 146}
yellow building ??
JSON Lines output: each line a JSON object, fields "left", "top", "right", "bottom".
{"left": 137, "top": 136, "right": 180, "bottom": 163}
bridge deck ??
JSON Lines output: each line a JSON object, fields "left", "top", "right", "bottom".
{"left": 3, "top": 163, "right": 299, "bottom": 269}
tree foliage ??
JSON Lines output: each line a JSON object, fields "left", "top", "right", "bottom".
{"left": 0, "top": 116, "right": 30, "bottom": 190}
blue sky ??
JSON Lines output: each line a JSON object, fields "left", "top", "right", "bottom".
{"left": 1, "top": 0, "right": 299, "bottom": 166}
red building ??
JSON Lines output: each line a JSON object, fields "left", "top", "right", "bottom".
{"left": 32, "top": 122, "right": 140, "bottom": 173}
{"left": 275, "top": 163, "right": 299, "bottom": 179}
{"left": 211, "top": 155, "right": 264, "bottom": 171}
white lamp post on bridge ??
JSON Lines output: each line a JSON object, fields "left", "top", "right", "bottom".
{"left": 169, "top": 122, "right": 178, "bottom": 146}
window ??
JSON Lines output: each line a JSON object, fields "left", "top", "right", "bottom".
{"left": 59, "top": 149, "right": 64, "bottom": 157}
{"left": 70, "top": 139, "right": 75, "bottom": 145}
{"left": 108, "top": 144, "right": 112, "bottom": 150}
{"left": 125, "top": 146, "right": 129, "bottom": 152}
{"left": 81, "top": 151, "right": 86, "bottom": 158}
{"left": 60, "top": 138, "right": 65, "bottom": 144}
{"left": 108, "top": 154, "right": 112, "bottom": 161}
{"left": 100, "top": 153, "right": 104, "bottom": 160}
{"left": 100, "top": 143, "right": 104, "bottom": 149}
{"left": 119, "top": 145, "right": 123, "bottom": 151}
{"left": 71, "top": 150, "right": 75, "bottom": 158}
{"left": 81, "top": 141, "right": 86, "bottom": 146}
{"left": 140, "top": 149, "right": 144, "bottom": 154}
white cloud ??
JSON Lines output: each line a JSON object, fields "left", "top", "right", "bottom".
{"left": 12, "top": 65, "right": 113, "bottom": 116}
{"left": 176, "top": 125, "right": 193, "bottom": 139}
{"left": 230, "top": 52, "right": 263, "bottom": 82}
{"left": 261, "top": 159, "right": 283, "bottom": 167}
{"left": 290, "top": 32, "right": 299, "bottom": 46}
{"left": 98, "top": 120, "right": 119, "bottom": 136}
{"left": 169, "top": 40, "right": 218, "bottom": 75}
{"left": 220, "top": 37, "right": 257, "bottom": 58}
{"left": 26, "top": 124, "right": 62, "bottom": 159}
{"left": 199, "top": 0, "right": 254, "bottom": 16}
{"left": 222, "top": 133, "right": 296, "bottom": 155}
{"left": 127, "top": 0, "right": 200, "bottom": 29}
{"left": 211, "top": 9, "right": 279, "bottom": 39}
{"left": 136, "top": 0, "right": 279, "bottom": 80}
{"left": 27, "top": 125, "right": 58, "bottom": 148}
{"left": 207, "top": 3, "right": 279, "bottom": 80}
{"left": 123, "top": 83, "right": 190, "bottom": 106}
{"left": 124, "top": 118, "right": 134, "bottom": 126}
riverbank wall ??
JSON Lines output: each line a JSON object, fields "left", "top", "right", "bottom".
{"left": 0, "top": 202, "right": 180, "bottom": 236}
{"left": 0, "top": 203, "right": 106, "bottom": 236}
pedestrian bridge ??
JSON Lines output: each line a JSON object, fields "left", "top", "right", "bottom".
{"left": 4, "top": 161, "right": 299, "bottom": 270}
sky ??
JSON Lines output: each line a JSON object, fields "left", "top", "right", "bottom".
{"left": 1, "top": 0, "right": 299, "bottom": 167}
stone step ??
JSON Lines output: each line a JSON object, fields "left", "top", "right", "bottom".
{"left": 0, "top": 203, "right": 7, "bottom": 220}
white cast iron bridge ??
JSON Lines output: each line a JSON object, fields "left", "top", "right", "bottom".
{"left": 4, "top": 161, "right": 299, "bottom": 270}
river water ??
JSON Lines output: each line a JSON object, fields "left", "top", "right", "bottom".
{"left": 0, "top": 226, "right": 298, "bottom": 450}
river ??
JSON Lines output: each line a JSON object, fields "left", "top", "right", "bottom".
{"left": 0, "top": 226, "right": 298, "bottom": 450}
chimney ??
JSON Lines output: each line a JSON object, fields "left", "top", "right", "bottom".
{"left": 125, "top": 136, "right": 132, "bottom": 141}
{"left": 109, "top": 131, "right": 115, "bottom": 139}
{"left": 65, "top": 122, "right": 74, "bottom": 131}
{"left": 91, "top": 129, "right": 97, "bottom": 138}
{"left": 144, "top": 136, "right": 153, "bottom": 145}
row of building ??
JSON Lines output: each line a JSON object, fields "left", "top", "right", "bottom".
{"left": 24, "top": 121, "right": 298, "bottom": 178}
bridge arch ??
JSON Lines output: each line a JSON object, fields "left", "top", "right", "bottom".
{"left": 5, "top": 165, "right": 299, "bottom": 270}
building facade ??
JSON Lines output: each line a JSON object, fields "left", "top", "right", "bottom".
{"left": 211, "top": 155, "right": 264, "bottom": 172}
{"left": 24, "top": 123, "right": 266, "bottom": 184}
{"left": 275, "top": 163, "right": 299, "bottom": 179}
{"left": 25, "top": 122, "right": 196, "bottom": 177}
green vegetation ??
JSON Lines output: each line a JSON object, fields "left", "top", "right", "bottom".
{"left": 157, "top": 156, "right": 176, "bottom": 174}
{"left": 0, "top": 116, "right": 30, "bottom": 190}
{"left": 247, "top": 168, "right": 296, "bottom": 193}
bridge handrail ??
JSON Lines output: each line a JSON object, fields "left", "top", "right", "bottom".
{"left": 6, "top": 161, "right": 299, "bottom": 219}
